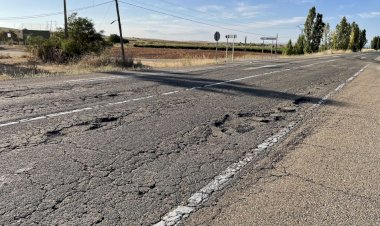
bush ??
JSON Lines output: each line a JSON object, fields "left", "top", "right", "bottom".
{"left": 108, "top": 34, "right": 129, "bottom": 44}
{"left": 26, "top": 13, "right": 111, "bottom": 63}
{"left": 26, "top": 36, "right": 65, "bottom": 63}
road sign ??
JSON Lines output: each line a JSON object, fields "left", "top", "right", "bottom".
{"left": 214, "top": 32, "right": 220, "bottom": 42}
{"left": 226, "top": 34, "right": 237, "bottom": 39}
{"left": 7, "top": 33, "right": 11, "bottom": 38}
{"left": 260, "top": 37, "right": 277, "bottom": 41}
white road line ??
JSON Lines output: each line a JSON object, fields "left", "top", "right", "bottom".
{"left": 335, "top": 83, "right": 345, "bottom": 91}
{"left": 64, "top": 76, "right": 120, "bottom": 83}
{"left": 244, "top": 64, "right": 284, "bottom": 71}
{"left": 153, "top": 64, "right": 369, "bottom": 226}
{"left": 0, "top": 59, "right": 344, "bottom": 129}
{"left": 132, "top": 96, "right": 154, "bottom": 101}
{"left": 162, "top": 91, "right": 180, "bottom": 95}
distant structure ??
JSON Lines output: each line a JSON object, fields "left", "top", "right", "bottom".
{"left": 21, "top": 29, "right": 51, "bottom": 43}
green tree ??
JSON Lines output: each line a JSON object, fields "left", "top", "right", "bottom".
{"left": 63, "top": 13, "right": 108, "bottom": 56}
{"left": 303, "top": 7, "right": 325, "bottom": 53}
{"left": 311, "top": 13, "right": 325, "bottom": 52}
{"left": 358, "top": 29, "right": 367, "bottom": 51}
{"left": 108, "top": 34, "right": 129, "bottom": 44}
{"left": 28, "top": 13, "right": 110, "bottom": 62}
{"left": 335, "top": 17, "right": 351, "bottom": 50}
{"left": 371, "top": 36, "right": 380, "bottom": 50}
{"left": 304, "top": 7, "right": 316, "bottom": 53}
{"left": 348, "top": 22, "right": 360, "bottom": 52}
{"left": 294, "top": 35, "right": 305, "bottom": 55}
{"left": 285, "top": 40, "right": 294, "bottom": 55}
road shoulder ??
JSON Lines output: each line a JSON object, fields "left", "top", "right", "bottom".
{"left": 185, "top": 63, "right": 380, "bottom": 225}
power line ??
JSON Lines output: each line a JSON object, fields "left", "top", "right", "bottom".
{"left": 119, "top": 0, "right": 273, "bottom": 37}
{"left": 0, "top": 1, "right": 114, "bottom": 21}
{"left": 147, "top": 0, "right": 292, "bottom": 39}
{"left": 129, "top": 0, "right": 264, "bottom": 34}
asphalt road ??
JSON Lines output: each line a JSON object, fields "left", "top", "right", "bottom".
{"left": 0, "top": 53, "right": 378, "bottom": 225}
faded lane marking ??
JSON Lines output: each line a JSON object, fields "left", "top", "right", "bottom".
{"left": 244, "top": 64, "right": 285, "bottom": 71}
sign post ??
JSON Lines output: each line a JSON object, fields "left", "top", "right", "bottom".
{"left": 225, "top": 34, "right": 237, "bottom": 62}
{"left": 214, "top": 31, "right": 220, "bottom": 62}
{"left": 260, "top": 36, "right": 278, "bottom": 59}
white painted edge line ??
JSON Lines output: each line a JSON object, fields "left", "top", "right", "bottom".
{"left": 132, "top": 95, "right": 154, "bottom": 101}
{"left": 0, "top": 59, "right": 342, "bottom": 129}
{"left": 153, "top": 64, "right": 370, "bottom": 226}
{"left": 162, "top": 91, "right": 180, "bottom": 95}
{"left": 244, "top": 64, "right": 283, "bottom": 71}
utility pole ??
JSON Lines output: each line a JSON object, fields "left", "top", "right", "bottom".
{"left": 275, "top": 33, "right": 278, "bottom": 57}
{"left": 225, "top": 37, "right": 229, "bottom": 61}
{"left": 63, "top": 0, "right": 68, "bottom": 39}
{"left": 232, "top": 36, "right": 235, "bottom": 62}
{"left": 377, "top": 36, "right": 380, "bottom": 51}
{"left": 115, "top": 0, "right": 126, "bottom": 64}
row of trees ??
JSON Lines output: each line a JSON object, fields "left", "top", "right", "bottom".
{"left": 285, "top": 7, "right": 368, "bottom": 55}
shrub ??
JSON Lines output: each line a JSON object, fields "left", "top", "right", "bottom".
{"left": 108, "top": 34, "right": 129, "bottom": 44}
{"left": 26, "top": 36, "right": 65, "bottom": 63}
{"left": 26, "top": 13, "right": 111, "bottom": 63}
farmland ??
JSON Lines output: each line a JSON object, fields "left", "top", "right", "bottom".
{"left": 111, "top": 46, "right": 275, "bottom": 60}
{"left": 111, "top": 37, "right": 283, "bottom": 60}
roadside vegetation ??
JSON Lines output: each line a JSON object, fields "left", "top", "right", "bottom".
{"left": 24, "top": 13, "right": 141, "bottom": 69}
{"left": 285, "top": 7, "right": 367, "bottom": 55}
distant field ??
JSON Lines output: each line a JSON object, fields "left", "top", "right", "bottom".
{"left": 127, "top": 38, "right": 284, "bottom": 55}
{"left": 111, "top": 47, "right": 278, "bottom": 60}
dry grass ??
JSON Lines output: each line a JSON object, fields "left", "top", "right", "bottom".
{"left": 0, "top": 51, "right": 145, "bottom": 80}
{"left": 0, "top": 74, "right": 9, "bottom": 80}
{"left": 141, "top": 54, "right": 276, "bottom": 68}
{"left": 141, "top": 58, "right": 218, "bottom": 68}
{"left": 0, "top": 54, "right": 11, "bottom": 59}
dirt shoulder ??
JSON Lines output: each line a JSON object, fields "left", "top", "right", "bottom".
{"left": 185, "top": 63, "right": 380, "bottom": 225}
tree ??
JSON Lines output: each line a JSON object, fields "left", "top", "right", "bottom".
{"left": 294, "top": 35, "right": 305, "bottom": 55}
{"left": 63, "top": 13, "right": 108, "bottom": 56}
{"left": 303, "top": 7, "right": 325, "bottom": 53}
{"left": 285, "top": 40, "right": 294, "bottom": 55}
{"left": 322, "top": 23, "right": 331, "bottom": 51}
{"left": 27, "top": 13, "right": 110, "bottom": 62}
{"left": 108, "top": 34, "right": 129, "bottom": 44}
{"left": 311, "top": 13, "right": 325, "bottom": 52}
{"left": 358, "top": 29, "right": 367, "bottom": 51}
{"left": 371, "top": 36, "right": 380, "bottom": 50}
{"left": 304, "top": 7, "right": 316, "bottom": 53}
{"left": 334, "top": 17, "right": 351, "bottom": 50}
{"left": 348, "top": 22, "right": 360, "bottom": 52}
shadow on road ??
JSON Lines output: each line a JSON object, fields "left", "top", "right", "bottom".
{"left": 104, "top": 71, "right": 346, "bottom": 106}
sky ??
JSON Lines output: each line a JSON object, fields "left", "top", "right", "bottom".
{"left": 0, "top": 0, "right": 379, "bottom": 44}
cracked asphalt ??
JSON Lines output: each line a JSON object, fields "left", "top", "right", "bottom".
{"left": 0, "top": 53, "right": 378, "bottom": 225}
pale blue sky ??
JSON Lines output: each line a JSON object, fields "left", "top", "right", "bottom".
{"left": 0, "top": 0, "right": 379, "bottom": 44}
